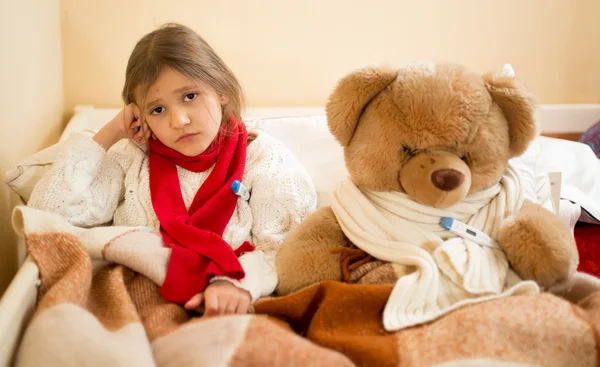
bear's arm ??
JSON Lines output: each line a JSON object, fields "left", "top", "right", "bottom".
{"left": 498, "top": 199, "right": 579, "bottom": 288}
{"left": 275, "top": 206, "right": 348, "bottom": 295}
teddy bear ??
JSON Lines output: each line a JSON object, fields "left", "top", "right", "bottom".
{"left": 274, "top": 61, "right": 582, "bottom": 331}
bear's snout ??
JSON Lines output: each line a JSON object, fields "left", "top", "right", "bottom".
{"left": 399, "top": 150, "right": 472, "bottom": 208}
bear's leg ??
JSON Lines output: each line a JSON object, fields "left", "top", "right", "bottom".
{"left": 275, "top": 206, "right": 348, "bottom": 295}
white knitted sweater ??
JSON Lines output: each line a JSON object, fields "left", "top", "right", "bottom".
{"left": 28, "top": 132, "right": 317, "bottom": 303}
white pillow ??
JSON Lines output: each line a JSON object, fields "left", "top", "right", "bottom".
{"left": 5, "top": 113, "right": 551, "bottom": 212}
{"left": 510, "top": 137, "right": 555, "bottom": 213}
{"left": 5, "top": 142, "right": 64, "bottom": 203}
{"left": 246, "top": 115, "right": 347, "bottom": 208}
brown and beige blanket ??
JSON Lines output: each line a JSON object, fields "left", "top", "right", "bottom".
{"left": 11, "top": 206, "right": 600, "bottom": 367}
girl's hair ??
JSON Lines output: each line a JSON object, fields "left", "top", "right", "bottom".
{"left": 122, "top": 23, "right": 245, "bottom": 124}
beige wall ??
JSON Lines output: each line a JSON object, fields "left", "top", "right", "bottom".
{"left": 61, "top": 0, "right": 600, "bottom": 115}
{"left": 0, "top": 1, "right": 64, "bottom": 295}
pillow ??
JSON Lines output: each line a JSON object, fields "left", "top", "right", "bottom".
{"left": 245, "top": 115, "right": 347, "bottom": 208}
{"left": 5, "top": 130, "right": 96, "bottom": 203}
{"left": 5, "top": 142, "right": 64, "bottom": 203}
{"left": 4, "top": 115, "right": 347, "bottom": 207}
{"left": 510, "top": 137, "right": 555, "bottom": 213}
{"left": 5, "top": 113, "right": 550, "bottom": 212}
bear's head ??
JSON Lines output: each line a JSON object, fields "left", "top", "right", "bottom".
{"left": 326, "top": 62, "right": 537, "bottom": 208}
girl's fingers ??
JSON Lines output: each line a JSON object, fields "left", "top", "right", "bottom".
{"left": 203, "top": 292, "right": 219, "bottom": 317}
{"left": 235, "top": 297, "right": 250, "bottom": 315}
{"left": 184, "top": 293, "right": 204, "bottom": 310}
{"left": 132, "top": 104, "right": 140, "bottom": 121}
{"left": 217, "top": 299, "right": 228, "bottom": 316}
{"left": 225, "top": 299, "right": 238, "bottom": 315}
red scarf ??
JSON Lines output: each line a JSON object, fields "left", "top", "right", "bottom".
{"left": 149, "top": 116, "right": 254, "bottom": 303}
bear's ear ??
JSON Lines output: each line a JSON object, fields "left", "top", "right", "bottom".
{"left": 483, "top": 64, "right": 538, "bottom": 157}
{"left": 326, "top": 67, "right": 397, "bottom": 146}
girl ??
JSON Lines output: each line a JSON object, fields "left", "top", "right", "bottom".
{"left": 28, "top": 23, "right": 317, "bottom": 316}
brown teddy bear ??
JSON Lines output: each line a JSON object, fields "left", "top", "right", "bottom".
{"left": 275, "top": 61, "right": 582, "bottom": 330}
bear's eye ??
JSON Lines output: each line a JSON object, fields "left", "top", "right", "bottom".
{"left": 403, "top": 145, "right": 416, "bottom": 157}
{"left": 460, "top": 155, "right": 469, "bottom": 164}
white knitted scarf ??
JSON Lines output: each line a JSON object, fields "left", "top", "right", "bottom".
{"left": 331, "top": 164, "right": 540, "bottom": 331}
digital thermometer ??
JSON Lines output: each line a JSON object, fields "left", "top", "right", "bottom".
{"left": 440, "top": 217, "right": 502, "bottom": 252}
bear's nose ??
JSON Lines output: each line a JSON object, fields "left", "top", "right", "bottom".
{"left": 431, "top": 169, "right": 464, "bottom": 191}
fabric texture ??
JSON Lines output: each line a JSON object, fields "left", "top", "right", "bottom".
{"left": 13, "top": 205, "right": 600, "bottom": 367}
{"left": 331, "top": 164, "right": 540, "bottom": 331}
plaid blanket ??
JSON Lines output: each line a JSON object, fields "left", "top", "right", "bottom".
{"left": 13, "top": 206, "right": 600, "bottom": 367}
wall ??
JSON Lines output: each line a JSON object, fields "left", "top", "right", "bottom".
{"left": 61, "top": 0, "right": 600, "bottom": 115}
{"left": 0, "top": 0, "right": 64, "bottom": 295}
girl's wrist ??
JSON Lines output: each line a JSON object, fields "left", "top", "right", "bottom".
{"left": 93, "top": 120, "right": 124, "bottom": 151}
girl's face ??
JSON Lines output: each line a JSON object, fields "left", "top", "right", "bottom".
{"left": 139, "top": 66, "right": 228, "bottom": 157}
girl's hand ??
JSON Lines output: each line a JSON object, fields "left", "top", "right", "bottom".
{"left": 184, "top": 280, "right": 251, "bottom": 317}
{"left": 93, "top": 103, "right": 145, "bottom": 150}
{"left": 112, "top": 103, "right": 143, "bottom": 143}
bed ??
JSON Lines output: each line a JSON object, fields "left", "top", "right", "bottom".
{"left": 1, "top": 105, "right": 600, "bottom": 367}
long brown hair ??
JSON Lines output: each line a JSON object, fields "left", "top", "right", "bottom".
{"left": 122, "top": 23, "right": 245, "bottom": 125}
